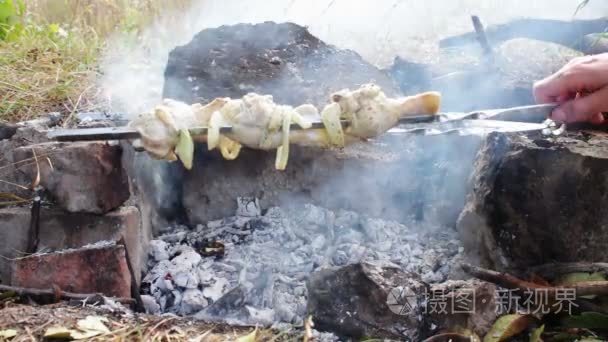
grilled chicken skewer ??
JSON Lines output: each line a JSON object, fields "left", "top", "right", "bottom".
{"left": 127, "top": 84, "right": 441, "bottom": 170}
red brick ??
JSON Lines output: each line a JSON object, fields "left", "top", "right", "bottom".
{"left": 12, "top": 243, "right": 131, "bottom": 298}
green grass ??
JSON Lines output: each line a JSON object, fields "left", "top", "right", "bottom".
{"left": 0, "top": 0, "right": 193, "bottom": 123}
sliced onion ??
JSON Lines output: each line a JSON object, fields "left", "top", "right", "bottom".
{"left": 207, "top": 110, "right": 223, "bottom": 150}
{"left": 175, "top": 129, "right": 194, "bottom": 170}
{"left": 275, "top": 111, "right": 292, "bottom": 170}
{"left": 320, "top": 102, "right": 345, "bottom": 147}
{"left": 220, "top": 137, "right": 242, "bottom": 160}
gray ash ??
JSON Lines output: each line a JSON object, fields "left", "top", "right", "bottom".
{"left": 142, "top": 198, "right": 464, "bottom": 327}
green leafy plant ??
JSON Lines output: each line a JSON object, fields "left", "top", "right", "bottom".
{"left": 0, "top": 0, "right": 25, "bottom": 41}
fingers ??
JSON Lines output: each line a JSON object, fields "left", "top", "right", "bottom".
{"left": 533, "top": 55, "right": 608, "bottom": 104}
{"left": 550, "top": 85, "right": 608, "bottom": 124}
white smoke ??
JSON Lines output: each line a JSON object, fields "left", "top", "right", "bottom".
{"left": 99, "top": 0, "right": 607, "bottom": 115}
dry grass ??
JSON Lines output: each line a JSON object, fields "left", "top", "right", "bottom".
{"left": 0, "top": 0, "right": 194, "bottom": 123}
{"left": 0, "top": 302, "right": 300, "bottom": 342}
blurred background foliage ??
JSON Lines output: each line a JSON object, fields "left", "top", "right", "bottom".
{"left": 0, "top": 0, "right": 193, "bottom": 122}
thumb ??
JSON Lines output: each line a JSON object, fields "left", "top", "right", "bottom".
{"left": 551, "top": 86, "right": 608, "bottom": 124}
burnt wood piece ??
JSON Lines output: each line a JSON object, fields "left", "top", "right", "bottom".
{"left": 440, "top": 18, "right": 608, "bottom": 52}
{"left": 26, "top": 188, "right": 43, "bottom": 254}
{"left": 471, "top": 15, "right": 493, "bottom": 57}
{"left": 0, "top": 284, "right": 134, "bottom": 305}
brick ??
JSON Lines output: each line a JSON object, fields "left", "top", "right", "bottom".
{"left": 13, "top": 141, "right": 130, "bottom": 214}
{"left": 0, "top": 206, "right": 147, "bottom": 286}
{"left": 12, "top": 243, "right": 131, "bottom": 298}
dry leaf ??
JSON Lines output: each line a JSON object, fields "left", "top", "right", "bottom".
{"left": 236, "top": 328, "right": 258, "bottom": 342}
{"left": 304, "top": 315, "right": 314, "bottom": 342}
{"left": 44, "top": 326, "right": 75, "bottom": 339}
{"left": 31, "top": 147, "right": 40, "bottom": 189}
{"left": 554, "top": 272, "right": 606, "bottom": 286}
{"left": 76, "top": 316, "right": 110, "bottom": 334}
{"left": 0, "top": 329, "right": 17, "bottom": 339}
{"left": 529, "top": 324, "right": 544, "bottom": 342}
{"left": 483, "top": 314, "right": 536, "bottom": 342}
{"left": 423, "top": 332, "right": 475, "bottom": 342}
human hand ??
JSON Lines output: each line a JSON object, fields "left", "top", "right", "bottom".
{"left": 533, "top": 53, "right": 608, "bottom": 124}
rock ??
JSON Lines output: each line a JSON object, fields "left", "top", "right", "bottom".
{"left": 13, "top": 141, "right": 130, "bottom": 214}
{"left": 180, "top": 289, "right": 208, "bottom": 315}
{"left": 0, "top": 206, "right": 145, "bottom": 285}
{"left": 306, "top": 261, "right": 428, "bottom": 340}
{"left": 183, "top": 133, "right": 482, "bottom": 226}
{"left": 581, "top": 33, "right": 608, "bottom": 55}
{"left": 12, "top": 242, "right": 131, "bottom": 298}
{"left": 458, "top": 131, "right": 608, "bottom": 270}
{"left": 427, "top": 280, "right": 499, "bottom": 338}
{"left": 0, "top": 123, "right": 18, "bottom": 140}
{"left": 163, "top": 22, "right": 399, "bottom": 108}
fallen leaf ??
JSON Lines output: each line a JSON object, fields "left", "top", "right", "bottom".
{"left": 554, "top": 273, "right": 606, "bottom": 299}
{"left": 555, "top": 272, "right": 606, "bottom": 286}
{"left": 529, "top": 324, "right": 544, "bottom": 342}
{"left": 76, "top": 316, "right": 110, "bottom": 334}
{"left": 0, "top": 329, "right": 17, "bottom": 339}
{"left": 562, "top": 312, "right": 608, "bottom": 329}
{"left": 483, "top": 314, "right": 537, "bottom": 342}
{"left": 236, "top": 328, "right": 258, "bottom": 342}
{"left": 44, "top": 326, "right": 75, "bottom": 339}
{"left": 422, "top": 332, "right": 475, "bottom": 342}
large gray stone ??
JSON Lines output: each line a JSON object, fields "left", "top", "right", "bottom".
{"left": 163, "top": 22, "right": 400, "bottom": 108}
{"left": 458, "top": 131, "right": 608, "bottom": 270}
{"left": 13, "top": 141, "right": 130, "bottom": 214}
{"left": 306, "top": 262, "right": 428, "bottom": 341}
{"left": 182, "top": 133, "right": 482, "bottom": 227}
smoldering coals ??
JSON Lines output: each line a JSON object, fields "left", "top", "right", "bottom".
{"left": 142, "top": 200, "right": 465, "bottom": 325}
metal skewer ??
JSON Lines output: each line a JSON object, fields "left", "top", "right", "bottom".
{"left": 46, "top": 103, "right": 559, "bottom": 142}
{"left": 46, "top": 115, "right": 440, "bottom": 142}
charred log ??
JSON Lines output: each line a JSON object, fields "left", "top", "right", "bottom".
{"left": 440, "top": 18, "right": 608, "bottom": 52}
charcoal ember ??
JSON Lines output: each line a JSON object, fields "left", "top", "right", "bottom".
{"left": 163, "top": 22, "right": 399, "bottom": 108}
{"left": 458, "top": 131, "right": 608, "bottom": 270}
{"left": 181, "top": 289, "right": 208, "bottom": 315}
{"left": 141, "top": 294, "right": 161, "bottom": 315}
{"left": 149, "top": 240, "right": 171, "bottom": 263}
{"left": 145, "top": 204, "right": 464, "bottom": 326}
{"left": 306, "top": 261, "right": 428, "bottom": 341}
{"left": 236, "top": 197, "right": 261, "bottom": 217}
